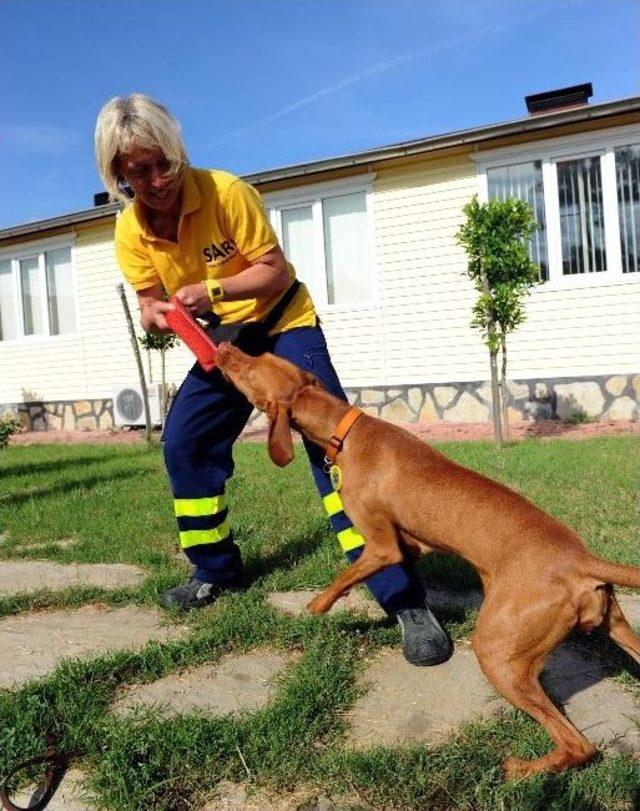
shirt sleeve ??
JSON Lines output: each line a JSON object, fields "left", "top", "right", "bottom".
{"left": 221, "top": 179, "right": 279, "bottom": 262}
{"left": 114, "top": 215, "right": 161, "bottom": 291}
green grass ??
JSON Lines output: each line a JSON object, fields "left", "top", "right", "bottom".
{"left": 0, "top": 436, "right": 638, "bottom": 809}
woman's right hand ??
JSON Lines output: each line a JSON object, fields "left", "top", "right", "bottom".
{"left": 137, "top": 285, "right": 175, "bottom": 333}
{"left": 140, "top": 300, "right": 175, "bottom": 332}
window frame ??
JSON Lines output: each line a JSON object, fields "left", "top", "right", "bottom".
{"left": 263, "top": 173, "right": 379, "bottom": 311}
{"left": 475, "top": 124, "right": 639, "bottom": 290}
{"left": 0, "top": 234, "right": 79, "bottom": 343}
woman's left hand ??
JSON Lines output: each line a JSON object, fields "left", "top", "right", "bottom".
{"left": 174, "top": 282, "right": 211, "bottom": 315}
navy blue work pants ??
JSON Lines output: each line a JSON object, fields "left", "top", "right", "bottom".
{"left": 162, "top": 325, "right": 426, "bottom": 615}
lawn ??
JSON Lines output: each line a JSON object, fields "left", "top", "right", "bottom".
{"left": 0, "top": 436, "right": 638, "bottom": 810}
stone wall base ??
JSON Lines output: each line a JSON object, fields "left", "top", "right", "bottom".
{"left": 247, "top": 372, "right": 639, "bottom": 430}
{"left": 3, "top": 373, "right": 638, "bottom": 432}
{"left": 3, "top": 399, "right": 114, "bottom": 432}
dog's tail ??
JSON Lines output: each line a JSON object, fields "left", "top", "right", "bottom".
{"left": 585, "top": 555, "right": 640, "bottom": 588}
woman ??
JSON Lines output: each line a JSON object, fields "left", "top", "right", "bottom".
{"left": 94, "top": 93, "right": 451, "bottom": 666}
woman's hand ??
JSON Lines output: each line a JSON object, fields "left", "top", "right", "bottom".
{"left": 174, "top": 282, "right": 211, "bottom": 315}
{"left": 137, "top": 285, "right": 175, "bottom": 332}
{"left": 140, "top": 299, "right": 175, "bottom": 332}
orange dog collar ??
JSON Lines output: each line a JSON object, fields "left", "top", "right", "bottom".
{"left": 324, "top": 406, "right": 364, "bottom": 467}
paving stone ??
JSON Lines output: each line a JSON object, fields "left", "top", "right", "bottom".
{"left": 268, "top": 587, "right": 481, "bottom": 622}
{"left": 618, "top": 594, "right": 640, "bottom": 628}
{"left": 268, "top": 590, "right": 386, "bottom": 620}
{"left": 200, "top": 782, "right": 370, "bottom": 811}
{"left": 346, "top": 641, "right": 639, "bottom": 754}
{"left": 10, "top": 768, "right": 94, "bottom": 811}
{"left": 541, "top": 642, "right": 640, "bottom": 754}
{"left": 201, "top": 780, "right": 293, "bottom": 811}
{"left": 345, "top": 644, "right": 504, "bottom": 749}
{"left": 0, "top": 560, "right": 144, "bottom": 595}
{"left": 113, "top": 651, "right": 289, "bottom": 718}
{"left": 0, "top": 605, "right": 187, "bottom": 688}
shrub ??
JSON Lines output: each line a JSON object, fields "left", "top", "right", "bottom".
{"left": 0, "top": 411, "right": 23, "bottom": 449}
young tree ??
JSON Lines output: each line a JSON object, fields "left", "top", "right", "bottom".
{"left": 457, "top": 196, "right": 540, "bottom": 446}
{"left": 138, "top": 330, "right": 179, "bottom": 427}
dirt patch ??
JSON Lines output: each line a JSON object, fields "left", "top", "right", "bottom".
{"left": 10, "top": 420, "right": 639, "bottom": 446}
{"left": 404, "top": 419, "right": 640, "bottom": 443}
{"left": 12, "top": 538, "right": 77, "bottom": 552}
{"left": 113, "top": 651, "right": 290, "bottom": 718}
{"left": 0, "top": 604, "right": 187, "bottom": 688}
{"left": 0, "top": 560, "right": 145, "bottom": 596}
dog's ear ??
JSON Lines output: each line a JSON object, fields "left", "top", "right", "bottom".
{"left": 266, "top": 402, "right": 294, "bottom": 467}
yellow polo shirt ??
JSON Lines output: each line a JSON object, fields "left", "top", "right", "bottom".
{"left": 114, "top": 167, "right": 316, "bottom": 333}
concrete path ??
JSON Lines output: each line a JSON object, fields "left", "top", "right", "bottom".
{"left": 1, "top": 556, "right": 637, "bottom": 810}
{"left": 271, "top": 590, "right": 639, "bottom": 754}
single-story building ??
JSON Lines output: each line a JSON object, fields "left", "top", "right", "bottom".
{"left": 1, "top": 84, "right": 638, "bottom": 430}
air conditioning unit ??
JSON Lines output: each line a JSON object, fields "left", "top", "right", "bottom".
{"left": 112, "top": 383, "right": 162, "bottom": 427}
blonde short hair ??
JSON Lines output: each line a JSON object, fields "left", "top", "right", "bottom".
{"left": 94, "top": 94, "right": 189, "bottom": 205}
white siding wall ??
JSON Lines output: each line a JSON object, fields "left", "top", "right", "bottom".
{"left": 2, "top": 146, "right": 638, "bottom": 406}
{"left": 373, "top": 156, "right": 640, "bottom": 386}
{"left": 0, "top": 222, "right": 194, "bottom": 404}
{"left": 74, "top": 223, "right": 193, "bottom": 399}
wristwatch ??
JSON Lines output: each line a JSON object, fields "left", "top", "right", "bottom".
{"left": 205, "top": 279, "right": 225, "bottom": 304}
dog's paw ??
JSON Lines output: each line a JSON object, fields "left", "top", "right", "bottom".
{"left": 502, "top": 756, "right": 533, "bottom": 781}
{"left": 307, "top": 594, "right": 332, "bottom": 615}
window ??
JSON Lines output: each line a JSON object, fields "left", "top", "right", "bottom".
{"left": 488, "top": 160, "right": 548, "bottom": 280}
{"left": 267, "top": 178, "right": 376, "bottom": 307}
{"left": 479, "top": 129, "right": 640, "bottom": 287}
{"left": 616, "top": 144, "right": 640, "bottom": 274}
{"left": 556, "top": 156, "right": 606, "bottom": 275}
{"left": 0, "top": 244, "right": 77, "bottom": 340}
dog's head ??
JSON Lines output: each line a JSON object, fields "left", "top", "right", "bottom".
{"left": 216, "top": 342, "right": 322, "bottom": 467}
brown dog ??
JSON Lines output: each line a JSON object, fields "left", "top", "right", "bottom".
{"left": 215, "top": 342, "right": 640, "bottom": 778}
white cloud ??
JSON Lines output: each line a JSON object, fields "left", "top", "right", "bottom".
{"left": 206, "top": 0, "right": 585, "bottom": 150}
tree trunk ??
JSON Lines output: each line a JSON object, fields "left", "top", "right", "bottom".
{"left": 500, "top": 333, "right": 510, "bottom": 443}
{"left": 480, "top": 269, "right": 503, "bottom": 447}
{"left": 160, "top": 347, "right": 167, "bottom": 428}
{"left": 116, "top": 283, "right": 153, "bottom": 445}
{"left": 488, "top": 345, "right": 503, "bottom": 448}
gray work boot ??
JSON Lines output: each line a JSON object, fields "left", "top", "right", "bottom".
{"left": 397, "top": 605, "right": 453, "bottom": 666}
{"left": 160, "top": 576, "right": 243, "bottom": 611}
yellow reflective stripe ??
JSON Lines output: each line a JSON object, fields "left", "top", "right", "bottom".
{"left": 179, "top": 521, "right": 231, "bottom": 548}
{"left": 174, "top": 495, "right": 227, "bottom": 518}
{"left": 337, "top": 526, "right": 365, "bottom": 552}
{"left": 322, "top": 491, "right": 343, "bottom": 517}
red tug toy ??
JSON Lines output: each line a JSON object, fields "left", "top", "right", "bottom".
{"left": 164, "top": 296, "right": 218, "bottom": 371}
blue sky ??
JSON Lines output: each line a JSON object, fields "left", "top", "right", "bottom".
{"left": 1, "top": 0, "right": 638, "bottom": 228}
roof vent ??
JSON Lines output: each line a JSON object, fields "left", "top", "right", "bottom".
{"left": 93, "top": 186, "right": 133, "bottom": 207}
{"left": 525, "top": 83, "right": 593, "bottom": 115}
